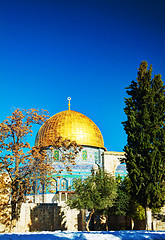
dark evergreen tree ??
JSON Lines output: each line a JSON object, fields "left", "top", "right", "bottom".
{"left": 122, "top": 61, "right": 165, "bottom": 229}
{"left": 109, "top": 177, "right": 130, "bottom": 217}
{"left": 109, "top": 176, "right": 145, "bottom": 230}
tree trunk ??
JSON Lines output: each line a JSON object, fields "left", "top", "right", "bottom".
{"left": 130, "top": 217, "right": 134, "bottom": 230}
{"left": 86, "top": 209, "right": 94, "bottom": 232}
{"left": 10, "top": 197, "right": 17, "bottom": 231}
{"left": 10, "top": 181, "right": 22, "bottom": 231}
{"left": 105, "top": 216, "right": 108, "bottom": 231}
{"left": 145, "top": 207, "right": 152, "bottom": 230}
{"left": 100, "top": 215, "right": 108, "bottom": 231}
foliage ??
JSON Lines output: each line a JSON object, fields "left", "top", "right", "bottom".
{"left": 122, "top": 176, "right": 145, "bottom": 220}
{"left": 132, "top": 204, "right": 145, "bottom": 220}
{"left": 67, "top": 169, "right": 117, "bottom": 231}
{"left": 0, "top": 172, "right": 11, "bottom": 230}
{"left": 109, "top": 176, "right": 130, "bottom": 216}
{"left": 109, "top": 176, "right": 145, "bottom": 220}
{"left": 0, "top": 108, "right": 82, "bottom": 229}
{"left": 122, "top": 61, "right": 165, "bottom": 228}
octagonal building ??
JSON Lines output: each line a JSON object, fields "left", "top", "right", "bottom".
{"left": 28, "top": 103, "right": 126, "bottom": 204}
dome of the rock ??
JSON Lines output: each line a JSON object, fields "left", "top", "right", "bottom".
{"left": 35, "top": 110, "right": 104, "bottom": 148}
{"left": 27, "top": 104, "right": 127, "bottom": 208}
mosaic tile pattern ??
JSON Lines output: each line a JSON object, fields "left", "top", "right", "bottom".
{"left": 94, "top": 152, "right": 98, "bottom": 160}
{"left": 82, "top": 150, "right": 87, "bottom": 160}
{"left": 33, "top": 146, "right": 105, "bottom": 195}
{"left": 54, "top": 150, "right": 59, "bottom": 161}
{"left": 43, "top": 146, "right": 103, "bottom": 194}
{"left": 115, "top": 163, "right": 128, "bottom": 179}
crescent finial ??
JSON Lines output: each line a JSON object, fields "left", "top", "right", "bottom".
{"left": 67, "top": 97, "right": 71, "bottom": 110}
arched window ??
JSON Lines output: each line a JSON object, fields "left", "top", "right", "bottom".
{"left": 70, "top": 178, "right": 76, "bottom": 190}
{"left": 32, "top": 181, "right": 36, "bottom": 194}
{"left": 38, "top": 182, "right": 44, "bottom": 194}
{"left": 61, "top": 178, "right": 68, "bottom": 191}
{"left": 115, "top": 163, "right": 128, "bottom": 179}
{"left": 50, "top": 179, "right": 57, "bottom": 193}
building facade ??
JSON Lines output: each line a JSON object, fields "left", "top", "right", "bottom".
{"left": 26, "top": 101, "right": 127, "bottom": 204}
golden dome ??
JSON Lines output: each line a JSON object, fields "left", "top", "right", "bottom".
{"left": 35, "top": 110, "right": 104, "bottom": 148}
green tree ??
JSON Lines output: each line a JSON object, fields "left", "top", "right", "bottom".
{"left": 109, "top": 176, "right": 145, "bottom": 230}
{"left": 122, "top": 176, "right": 145, "bottom": 222}
{"left": 122, "top": 61, "right": 165, "bottom": 230}
{"left": 109, "top": 177, "right": 130, "bottom": 217}
{"left": 67, "top": 169, "right": 117, "bottom": 231}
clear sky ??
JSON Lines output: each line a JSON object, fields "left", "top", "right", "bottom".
{"left": 0, "top": 0, "right": 165, "bottom": 151}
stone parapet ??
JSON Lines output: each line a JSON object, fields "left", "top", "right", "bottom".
{"left": 0, "top": 203, "right": 80, "bottom": 233}
{"left": 153, "top": 206, "right": 165, "bottom": 231}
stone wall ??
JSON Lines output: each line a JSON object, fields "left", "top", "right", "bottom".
{"left": 108, "top": 210, "right": 165, "bottom": 231}
{"left": 153, "top": 206, "right": 165, "bottom": 231}
{"left": 1, "top": 203, "right": 80, "bottom": 233}
{"left": 0, "top": 203, "right": 164, "bottom": 232}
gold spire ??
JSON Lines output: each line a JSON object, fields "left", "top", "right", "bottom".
{"left": 67, "top": 97, "right": 71, "bottom": 110}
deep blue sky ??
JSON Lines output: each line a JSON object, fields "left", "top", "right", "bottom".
{"left": 0, "top": 0, "right": 165, "bottom": 151}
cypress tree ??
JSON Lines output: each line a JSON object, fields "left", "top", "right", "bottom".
{"left": 123, "top": 61, "right": 165, "bottom": 230}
